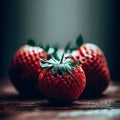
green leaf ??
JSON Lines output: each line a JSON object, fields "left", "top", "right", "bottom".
{"left": 64, "top": 57, "right": 72, "bottom": 63}
{"left": 64, "top": 42, "right": 71, "bottom": 53}
{"left": 69, "top": 61, "right": 80, "bottom": 67}
{"left": 52, "top": 65, "right": 59, "bottom": 76}
{"left": 47, "top": 47, "right": 55, "bottom": 55}
{"left": 59, "top": 64, "right": 66, "bottom": 75}
{"left": 40, "top": 58, "right": 48, "bottom": 63}
{"left": 40, "top": 58, "right": 57, "bottom": 64}
{"left": 40, "top": 63, "right": 53, "bottom": 68}
{"left": 45, "top": 58, "right": 56, "bottom": 64}
{"left": 76, "top": 34, "right": 83, "bottom": 47}
{"left": 44, "top": 45, "right": 50, "bottom": 52}
{"left": 38, "top": 44, "right": 44, "bottom": 48}
{"left": 70, "top": 47, "right": 78, "bottom": 51}
{"left": 60, "top": 53, "right": 64, "bottom": 64}
{"left": 27, "top": 39, "right": 36, "bottom": 46}
{"left": 64, "top": 64, "right": 72, "bottom": 73}
{"left": 52, "top": 53, "right": 60, "bottom": 61}
{"left": 53, "top": 46, "right": 58, "bottom": 53}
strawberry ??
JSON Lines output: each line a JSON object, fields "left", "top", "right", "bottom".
{"left": 69, "top": 35, "right": 110, "bottom": 95}
{"left": 38, "top": 54, "right": 86, "bottom": 104}
{"left": 9, "top": 40, "right": 47, "bottom": 97}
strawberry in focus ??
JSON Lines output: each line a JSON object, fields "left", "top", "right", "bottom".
{"left": 67, "top": 35, "right": 110, "bottom": 95}
{"left": 9, "top": 40, "right": 47, "bottom": 97}
{"left": 38, "top": 54, "right": 86, "bottom": 104}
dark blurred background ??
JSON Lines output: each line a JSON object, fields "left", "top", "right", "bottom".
{"left": 0, "top": 0, "right": 120, "bottom": 81}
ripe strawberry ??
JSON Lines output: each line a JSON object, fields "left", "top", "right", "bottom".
{"left": 9, "top": 40, "right": 47, "bottom": 97}
{"left": 70, "top": 35, "right": 110, "bottom": 95}
{"left": 38, "top": 54, "right": 86, "bottom": 104}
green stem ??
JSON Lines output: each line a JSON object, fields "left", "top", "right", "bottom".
{"left": 60, "top": 53, "right": 64, "bottom": 64}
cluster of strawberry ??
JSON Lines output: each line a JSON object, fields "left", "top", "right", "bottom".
{"left": 9, "top": 35, "right": 110, "bottom": 104}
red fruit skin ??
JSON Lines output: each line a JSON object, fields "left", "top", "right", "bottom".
{"left": 71, "top": 43, "right": 110, "bottom": 95}
{"left": 38, "top": 65, "right": 86, "bottom": 103}
{"left": 9, "top": 45, "right": 47, "bottom": 97}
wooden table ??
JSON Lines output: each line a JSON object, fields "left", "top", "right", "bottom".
{"left": 0, "top": 79, "right": 120, "bottom": 120}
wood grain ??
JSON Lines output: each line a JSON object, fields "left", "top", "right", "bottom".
{"left": 0, "top": 80, "right": 120, "bottom": 120}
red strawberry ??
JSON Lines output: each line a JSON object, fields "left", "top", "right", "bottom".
{"left": 70, "top": 35, "right": 110, "bottom": 95}
{"left": 9, "top": 41, "right": 47, "bottom": 97}
{"left": 38, "top": 54, "right": 86, "bottom": 104}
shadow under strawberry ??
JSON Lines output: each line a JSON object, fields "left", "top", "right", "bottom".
{"left": 78, "top": 92, "right": 105, "bottom": 100}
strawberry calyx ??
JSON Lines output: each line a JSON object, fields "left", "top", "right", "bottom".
{"left": 39, "top": 44, "right": 58, "bottom": 55}
{"left": 40, "top": 53, "right": 80, "bottom": 76}
{"left": 76, "top": 34, "right": 84, "bottom": 48}
{"left": 64, "top": 34, "right": 84, "bottom": 53}
{"left": 27, "top": 39, "right": 36, "bottom": 46}
{"left": 27, "top": 39, "right": 58, "bottom": 55}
